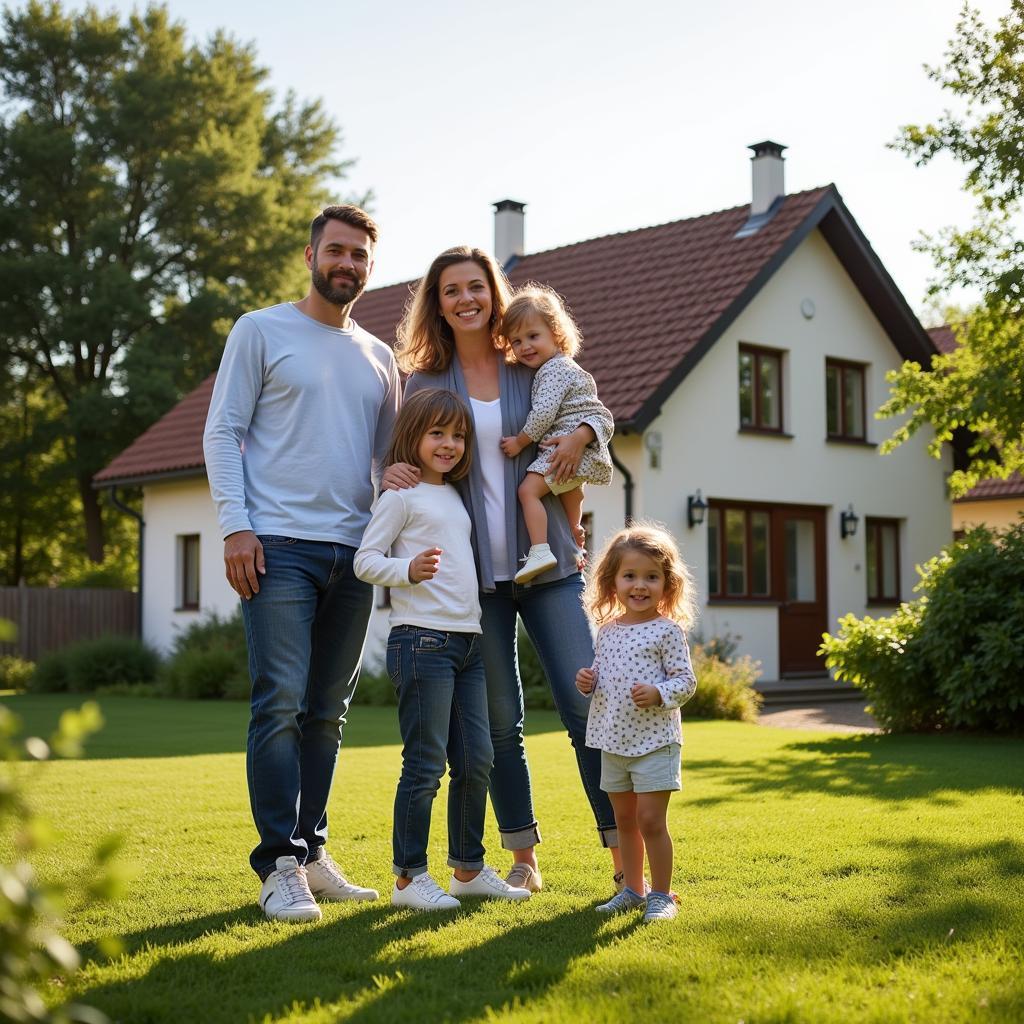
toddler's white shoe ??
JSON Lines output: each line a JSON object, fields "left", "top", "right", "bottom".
{"left": 643, "top": 890, "right": 679, "bottom": 922}
{"left": 260, "top": 856, "right": 322, "bottom": 923}
{"left": 391, "top": 873, "right": 460, "bottom": 911}
{"left": 514, "top": 544, "right": 557, "bottom": 585}
{"left": 306, "top": 849, "right": 378, "bottom": 902}
{"left": 505, "top": 862, "right": 543, "bottom": 893}
{"left": 450, "top": 865, "right": 531, "bottom": 900}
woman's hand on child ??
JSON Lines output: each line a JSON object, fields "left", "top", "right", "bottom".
{"left": 540, "top": 426, "right": 592, "bottom": 483}
{"left": 575, "top": 667, "right": 596, "bottom": 695}
{"left": 408, "top": 547, "right": 442, "bottom": 583}
{"left": 499, "top": 436, "right": 525, "bottom": 458}
{"left": 630, "top": 684, "right": 663, "bottom": 708}
{"left": 382, "top": 462, "right": 421, "bottom": 491}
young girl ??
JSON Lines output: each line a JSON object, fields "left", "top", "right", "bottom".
{"left": 575, "top": 523, "right": 698, "bottom": 922}
{"left": 355, "top": 389, "right": 531, "bottom": 910}
{"left": 497, "top": 284, "right": 613, "bottom": 584}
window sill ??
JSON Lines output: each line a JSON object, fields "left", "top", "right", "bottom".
{"left": 738, "top": 427, "right": 793, "bottom": 439}
{"left": 175, "top": 605, "right": 200, "bottom": 613}
{"left": 826, "top": 436, "right": 876, "bottom": 448}
{"left": 866, "top": 599, "right": 900, "bottom": 608}
{"left": 708, "top": 597, "right": 780, "bottom": 607}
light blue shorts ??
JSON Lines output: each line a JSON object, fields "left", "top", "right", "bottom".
{"left": 600, "top": 743, "right": 681, "bottom": 793}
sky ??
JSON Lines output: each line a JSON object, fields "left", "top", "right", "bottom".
{"left": 97, "top": 0, "right": 1012, "bottom": 319}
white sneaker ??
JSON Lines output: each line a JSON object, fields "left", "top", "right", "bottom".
{"left": 391, "top": 873, "right": 461, "bottom": 911}
{"left": 514, "top": 544, "right": 557, "bottom": 585}
{"left": 306, "top": 850, "right": 378, "bottom": 902}
{"left": 505, "top": 862, "right": 543, "bottom": 893}
{"left": 260, "top": 856, "right": 322, "bottom": 923}
{"left": 449, "top": 865, "right": 531, "bottom": 901}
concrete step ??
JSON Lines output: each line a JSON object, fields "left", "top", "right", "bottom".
{"left": 754, "top": 676, "right": 861, "bottom": 705}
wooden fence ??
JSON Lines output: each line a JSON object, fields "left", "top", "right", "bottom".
{"left": 0, "top": 587, "right": 139, "bottom": 662}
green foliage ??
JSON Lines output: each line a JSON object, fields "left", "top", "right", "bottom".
{"left": 57, "top": 555, "right": 136, "bottom": 591}
{"left": 517, "top": 624, "right": 556, "bottom": 711}
{"left": 885, "top": 3, "right": 1024, "bottom": 493}
{"left": 160, "top": 611, "right": 248, "bottom": 700}
{"left": 0, "top": 1, "right": 365, "bottom": 564}
{"left": 688, "top": 646, "right": 763, "bottom": 722}
{"left": 0, "top": 655, "right": 34, "bottom": 691}
{"left": 0, "top": 699, "right": 119, "bottom": 1022}
{"left": 352, "top": 667, "right": 397, "bottom": 707}
{"left": 690, "top": 629, "right": 741, "bottom": 663}
{"left": 30, "top": 636, "right": 157, "bottom": 694}
{"left": 823, "top": 522, "right": 1024, "bottom": 732}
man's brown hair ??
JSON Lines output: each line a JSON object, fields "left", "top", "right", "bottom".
{"left": 310, "top": 204, "right": 379, "bottom": 250}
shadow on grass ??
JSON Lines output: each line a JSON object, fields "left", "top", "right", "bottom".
{"left": 688, "top": 731, "right": 1024, "bottom": 805}
{"left": 0, "top": 696, "right": 570, "bottom": 759}
{"left": 78, "top": 901, "right": 632, "bottom": 1024}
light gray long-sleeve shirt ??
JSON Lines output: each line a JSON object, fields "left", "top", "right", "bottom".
{"left": 203, "top": 302, "right": 401, "bottom": 546}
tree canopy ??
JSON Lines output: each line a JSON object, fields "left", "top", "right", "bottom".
{"left": 0, "top": 1, "right": 364, "bottom": 573}
{"left": 884, "top": 1, "right": 1024, "bottom": 496}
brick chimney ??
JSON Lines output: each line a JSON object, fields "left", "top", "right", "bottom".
{"left": 493, "top": 199, "right": 525, "bottom": 267}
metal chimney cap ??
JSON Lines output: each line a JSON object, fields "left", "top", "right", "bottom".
{"left": 493, "top": 199, "right": 527, "bottom": 213}
{"left": 749, "top": 141, "right": 787, "bottom": 159}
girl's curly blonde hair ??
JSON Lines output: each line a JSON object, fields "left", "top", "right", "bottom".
{"left": 498, "top": 283, "right": 583, "bottom": 364}
{"left": 584, "top": 521, "right": 697, "bottom": 629}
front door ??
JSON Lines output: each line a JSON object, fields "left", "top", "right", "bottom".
{"left": 774, "top": 506, "right": 828, "bottom": 676}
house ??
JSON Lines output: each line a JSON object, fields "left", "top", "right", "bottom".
{"left": 927, "top": 324, "right": 1024, "bottom": 536}
{"left": 95, "top": 142, "right": 952, "bottom": 679}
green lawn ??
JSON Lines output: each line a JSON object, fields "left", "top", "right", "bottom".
{"left": 3, "top": 694, "right": 1023, "bottom": 1024}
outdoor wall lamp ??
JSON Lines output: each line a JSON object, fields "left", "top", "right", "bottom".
{"left": 840, "top": 504, "right": 859, "bottom": 539}
{"left": 687, "top": 490, "right": 708, "bottom": 528}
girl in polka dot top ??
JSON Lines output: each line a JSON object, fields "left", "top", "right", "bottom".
{"left": 575, "top": 523, "right": 697, "bottom": 922}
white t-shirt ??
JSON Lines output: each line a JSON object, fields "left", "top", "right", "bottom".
{"left": 353, "top": 482, "right": 481, "bottom": 633}
{"left": 470, "top": 397, "right": 513, "bottom": 580}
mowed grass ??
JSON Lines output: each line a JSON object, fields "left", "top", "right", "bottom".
{"left": 2, "top": 694, "right": 1023, "bottom": 1024}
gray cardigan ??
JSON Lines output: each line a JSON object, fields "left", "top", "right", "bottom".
{"left": 405, "top": 359, "right": 614, "bottom": 592}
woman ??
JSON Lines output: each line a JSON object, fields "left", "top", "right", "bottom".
{"left": 383, "top": 246, "right": 622, "bottom": 892}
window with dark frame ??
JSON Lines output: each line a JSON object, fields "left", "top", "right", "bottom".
{"left": 866, "top": 518, "right": 900, "bottom": 604}
{"left": 178, "top": 534, "right": 200, "bottom": 610}
{"left": 738, "top": 345, "right": 783, "bottom": 432}
{"left": 826, "top": 359, "right": 867, "bottom": 440}
{"left": 707, "top": 504, "right": 772, "bottom": 600}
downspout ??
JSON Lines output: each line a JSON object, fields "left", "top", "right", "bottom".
{"left": 106, "top": 486, "right": 144, "bottom": 639}
{"left": 608, "top": 441, "right": 633, "bottom": 525}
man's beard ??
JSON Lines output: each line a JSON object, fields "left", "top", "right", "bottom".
{"left": 311, "top": 257, "right": 366, "bottom": 307}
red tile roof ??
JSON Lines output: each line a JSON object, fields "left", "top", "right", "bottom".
{"left": 94, "top": 374, "right": 214, "bottom": 485}
{"left": 96, "top": 185, "right": 933, "bottom": 486}
{"left": 927, "top": 324, "right": 958, "bottom": 354}
{"left": 958, "top": 472, "right": 1024, "bottom": 502}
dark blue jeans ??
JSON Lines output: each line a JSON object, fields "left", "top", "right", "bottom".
{"left": 241, "top": 537, "right": 372, "bottom": 878}
{"left": 479, "top": 573, "right": 617, "bottom": 849}
{"left": 387, "top": 626, "right": 492, "bottom": 877}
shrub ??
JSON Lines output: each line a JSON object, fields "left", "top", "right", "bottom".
{"left": 823, "top": 521, "right": 1024, "bottom": 732}
{"left": 352, "top": 667, "right": 397, "bottom": 707}
{"left": 688, "top": 646, "right": 763, "bottom": 722}
{"left": 0, "top": 656, "right": 35, "bottom": 691}
{"left": 31, "top": 636, "right": 158, "bottom": 694}
{"left": 518, "top": 625, "right": 556, "bottom": 711}
{"left": 161, "top": 611, "right": 249, "bottom": 700}
{"left": 690, "top": 630, "right": 741, "bottom": 663}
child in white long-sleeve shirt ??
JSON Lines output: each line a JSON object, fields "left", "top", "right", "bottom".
{"left": 355, "top": 388, "right": 531, "bottom": 911}
{"left": 575, "top": 523, "right": 698, "bottom": 922}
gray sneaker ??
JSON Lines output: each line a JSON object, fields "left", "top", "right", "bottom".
{"left": 506, "top": 863, "right": 543, "bottom": 893}
{"left": 306, "top": 850, "right": 378, "bottom": 902}
{"left": 643, "top": 890, "right": 679, "bottom": 922}
{"left": 595, "top": 886, "right": 646, "bottom": 914}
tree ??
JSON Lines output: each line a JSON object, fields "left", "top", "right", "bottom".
{"left": 0, "top": 2, "right": 364, "bottom": 562}
{"left": 885, "top": 1, "right": 1024, "bottom": 496}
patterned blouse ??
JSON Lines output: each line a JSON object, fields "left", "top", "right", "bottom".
{"left": 585, "top": 617, "right": 697, "bottom": 757}
{"left": 522, "top": 355, "right": 613, "bottom": 486}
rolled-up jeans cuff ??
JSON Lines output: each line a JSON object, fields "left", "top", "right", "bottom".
{"left": 499, "top": 823, "right": 541, "bottom": 851}
{"left": 393, "top": 863, "right": 428, "bottom": 879}
{"left": 447, "top": 855, "right": 485, "bottom": 871}
{"left": 598, "top": 826, "right": 619, "bottom": 849}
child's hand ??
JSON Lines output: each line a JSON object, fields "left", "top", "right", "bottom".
{"left": 409, "top": 547, "right": 442, "bottom": 583}
{"left": 500, "top": 436, "right": 524, "bottom": 458}
{"left": 630, "top": 684, "right": 663, "bottom": 708}
{"left": 575, "top": 667, "right": 596, "bottom": 695}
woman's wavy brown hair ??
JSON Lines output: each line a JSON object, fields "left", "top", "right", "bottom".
{"left": 584, "top": 521, "right": 697, "bottom": 629}
{"left": 394, "top": 247, "right": 513, "bottom": 374}
{"left": 384, "top": 388, "right": 474, "bottom": 482}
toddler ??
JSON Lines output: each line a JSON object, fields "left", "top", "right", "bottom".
{"left": 575, "top": 522, "right": 697, "bottom": 922}
{"left": 498, "top": 284, "right": 613, "bottom": 584}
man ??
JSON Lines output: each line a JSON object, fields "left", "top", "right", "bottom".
{"left": 204, "top": 205, "right": 400, "bottom": 922}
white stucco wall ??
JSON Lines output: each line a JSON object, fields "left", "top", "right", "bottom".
{"left": 952, "top": 498, "right": 1023, "bottom": 533}
{"left": 587, "top": 229, "right": 952, "bottom": 678}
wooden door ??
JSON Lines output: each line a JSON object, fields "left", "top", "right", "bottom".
{"left": 774, "top": 506, "right": 828, "bottom": 676}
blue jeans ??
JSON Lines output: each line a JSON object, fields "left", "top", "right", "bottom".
{"left": 479, "top": 573, "right": 617, "bottom": 849}
{"left": 241, "top": 537, "right": 372, "bottom": 878}
{"left": 387, "top": 626, "right": 492, "bottom": 877}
